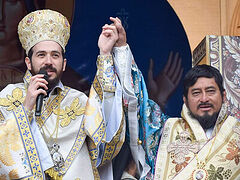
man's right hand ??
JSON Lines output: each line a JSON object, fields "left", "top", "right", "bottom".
{"left": 98, "top": 21, "right": 119, "bottom": 55}
{"left": 23, "top": 74, "right": 48, "bottom": 111}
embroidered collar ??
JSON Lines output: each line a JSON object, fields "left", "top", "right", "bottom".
{"left": 181, "top": 103, "right": 228, "bottom": 141}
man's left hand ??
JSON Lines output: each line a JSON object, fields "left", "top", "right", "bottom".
{"left": 110, "top": 17, "right": 127, "bottom": 47}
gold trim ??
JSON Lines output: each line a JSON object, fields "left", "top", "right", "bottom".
{"left": 14, "top": 105, "right": 44, "bottom": 179}
{"left": 0, "top": 111, "right": 5, "bottom": 123}
{"left": 23, "top": 70, "right": 32, "bottom": 85}
{"left": 93, "top": 77, "right": 103, "bottom": 101}
{"left": 59, "top": 120, "right": 86, "bottom": 175}
{"left": 96, "top": 55, "right": 116, "bottom": 93}
{"left": 101, "top": 114, "right": 125, "bottom": 165}
{"left": 163, "top": 120, "right": 180, "bottom": 180}
{"left": 36, "top": 87, "right": 70, "bottom": 127}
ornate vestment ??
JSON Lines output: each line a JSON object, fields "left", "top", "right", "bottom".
{"left": 154, "top": 104, "right": 240, "bottom": 180}
{"left": 114, "top": 45, "right": 168, "bottom": 179}
{"left": 0, "top": 54, "right": 125, "bottom": 180}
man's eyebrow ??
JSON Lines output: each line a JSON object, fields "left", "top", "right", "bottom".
{"left": 35, "top": 50, "right": 61, "bottom": 54}
{"left": 51, "top": 50, "right": 61, "bottom": 54}
{"left": 191, "top": 88, "right": 200, "bottom": 92}
{"left": 36, "top": 50, "right": 46, "bottom": 54}
{"left": 191, "top": 86, "right": 216, "bottom": 92}
{"left": 205, "top": 86, "right": 216, "bottom": 90}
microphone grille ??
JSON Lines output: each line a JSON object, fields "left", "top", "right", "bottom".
{"left": 38, "top": 69, "right": 49, "bottom": 80}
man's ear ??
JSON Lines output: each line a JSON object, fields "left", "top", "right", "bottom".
{"left": 25, "top": 57, "right": 32, "bottom": 71}
{"left": 62, "top": 58, "right": 67, "bottom": 72}
{"left": 223, "top": 90, "right": 227, "bottom": 102}
{"left": 183, "top": 96, "right": 187, "bottom": 104}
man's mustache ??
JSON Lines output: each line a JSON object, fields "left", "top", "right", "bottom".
{"left": 197, "top": 102, "right": 213, "bottom": 109}
{"left": 39, "top": 66, "right": 57, "bottom": 73}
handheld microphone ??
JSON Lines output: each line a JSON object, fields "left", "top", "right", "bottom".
{"left": 35, "top": 69, "right": 48, "bottom": 116}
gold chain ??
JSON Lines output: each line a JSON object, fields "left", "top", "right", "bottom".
{"left": 36, "top": 98, "right": 61, "bottom": 145}
{"left": 195, "top": 134, "right": 217, "bottom": 169}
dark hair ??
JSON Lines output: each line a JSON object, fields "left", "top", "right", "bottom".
{"left": 27, "top": 46, "right": 66, "bottom": 61}
{"left": 183, "top": 64, "right": 225, "bottom": 98}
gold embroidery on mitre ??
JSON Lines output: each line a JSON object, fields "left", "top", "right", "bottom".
{"left": 18, "top": 9, "right": 70, "bottom": 54}
{"left": 53, "top": 97, "right": 85, "bottom": 127}
{"left": 0, "top": 88, "right": 24, "bottom": 111}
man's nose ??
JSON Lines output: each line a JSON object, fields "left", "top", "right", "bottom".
{"left": 45, "top": 54, "right": 53, "bottom": 64}
{"left": 200, "top": 92, "right": 209, "bottom": 102}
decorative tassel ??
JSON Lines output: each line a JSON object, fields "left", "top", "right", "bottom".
{"left": 45, "top": 168, "right": 63, "bottom": 180}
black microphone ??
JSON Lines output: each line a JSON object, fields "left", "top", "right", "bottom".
{"left": 35, "top": 69, "right": 48, "bottom": 116}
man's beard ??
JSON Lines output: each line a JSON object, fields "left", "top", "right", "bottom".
{"left": 31, "top": 64, "right": 63, "bottom": 90}
{"left": 186, "top": 102, "right": 220, "bottom": 129}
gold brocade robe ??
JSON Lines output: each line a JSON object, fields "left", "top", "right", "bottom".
{"left": 154, "top": 104, "right": 240, "bottom": 180}
{"left": 0, "top": 55, "right": 125, "bottom": 180}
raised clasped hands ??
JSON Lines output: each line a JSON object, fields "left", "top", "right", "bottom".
{"left": 111, "top": 17, "right": 127, "bottom": 47}
{"left": 98, "top": 17, "right": 127, "bottom": 55}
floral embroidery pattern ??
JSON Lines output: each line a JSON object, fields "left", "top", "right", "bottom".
{"left": 225, "top": 139, "right": 240, "bottom": 165}
{"left": 217, "top": 126, "right": 240, "bottom": 166}
{"left": 8, "top": 169, "right": 18, "bottom": 179}
{"left": 222, "top": 169, "right": 232, "bottom": 179}
{"left": 207, "top": 164, "right": 224, "bottom": 180}
{"left": 168, "top": 131, "right": 199, "bottom": 173}
{"left": 172, "top": 156, "right": 191, "bottom": 172}
{"left": 0, "top": 118, "right": 23, "bottom": 166}
{"left": 222, "top": 36, "right": 240, "bottom": 118}
{"left": 54, "top": 97, "right": 85, "bottom": 127}
{"left": 0, "top": 88, "right": 24, "bottom": 111}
